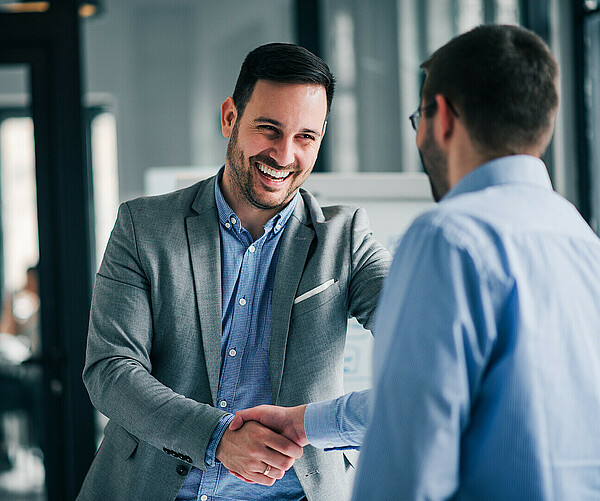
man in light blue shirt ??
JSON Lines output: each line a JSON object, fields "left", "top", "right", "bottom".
{"left": 233, "top": 24, "right": 600, "bottom": 500}
{"left": 353, "top": 24, "right": 600, "bottom": 500}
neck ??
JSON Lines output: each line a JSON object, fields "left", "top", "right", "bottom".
{"left": 219, "top": 173, "right": 283, "bottom": 241}
{"left": 234, "top": 202, "right": 279, "bottom": 241}
{"left": 447, "top": 128, "right": 490, "bottom": 190}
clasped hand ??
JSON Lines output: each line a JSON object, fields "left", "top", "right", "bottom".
{"left": 215, "top": 419, "right": 303, "bottom": 486}
{"left": 216, "top": 404, "right": 308, "bottom": 486}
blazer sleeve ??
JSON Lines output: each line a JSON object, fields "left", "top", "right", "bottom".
{"left": 83, "top": 202, "right": 227, "bottom": 470}
{"left": 348, "top": 207, "right": 392, "bottom": 332}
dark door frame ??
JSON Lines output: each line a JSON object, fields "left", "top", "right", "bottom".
{"left": 573, "top": 0, "right": 599, "bottom": 226}
{"left": 522, "top": 0, "right": 594, "bottom": 225}
{"left": 0, "top": 2, "right": 96, "bottom": 499}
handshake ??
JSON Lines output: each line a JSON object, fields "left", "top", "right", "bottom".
{"left": 215, "top": 404, "right": 309, "bottom": 486}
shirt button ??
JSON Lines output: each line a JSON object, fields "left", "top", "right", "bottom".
{"left": 200, "top": 495, "right": 208, "bottom": 501}
{"left": 225, "top": 222, "right": 231, "bottom": 229}
{"left": 229, "top": 349, "right": 237, "bottom": 357}
{"left": 176, "top": 465, "right": 189, "bottom": 476}
{"left": 239, "top": 298, "right": 246, "bottom": 306}
{"left": 230, "top": 217, "right": 237, "bottom": 224}
{"left": 248, "top": 245, "right": 255, "bottom": 253}
{"left": 219, "top": 400, "right": 227, "bottom": 408}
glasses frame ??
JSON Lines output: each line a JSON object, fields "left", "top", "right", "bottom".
{"left": 409, "top": 99, "right": 459, "bottom": 131}
{"left": 409, "top": 102, "right": 437, "bottom": 131}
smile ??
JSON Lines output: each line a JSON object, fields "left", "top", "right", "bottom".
{"left": 256, "top": 162, "right": 291, "bottom": 181}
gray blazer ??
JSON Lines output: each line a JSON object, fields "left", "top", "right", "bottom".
{"left": 78, "top": 176, "right": 391, "bottom": 500}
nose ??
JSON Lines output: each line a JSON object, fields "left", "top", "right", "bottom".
{"left": 269, "top": 136, "right": 296, "bottom": 167}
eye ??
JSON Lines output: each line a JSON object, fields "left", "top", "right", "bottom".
{"left": 298, "top": 133, "right": 316, "bottom": 141}
{"left": 258, "top": 125, "right": 279, "bottom": 136}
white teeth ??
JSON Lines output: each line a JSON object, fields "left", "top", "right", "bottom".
{"left": 256, "top": 163, "right": 291, "bottom": 180}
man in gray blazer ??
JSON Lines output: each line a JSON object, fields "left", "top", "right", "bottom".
{"left": 78, "top": 43, "right": 391, "bottom": 500}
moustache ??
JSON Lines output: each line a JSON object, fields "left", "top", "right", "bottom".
{"left": 250, "top": 153, "right": 297, "bottom": 172}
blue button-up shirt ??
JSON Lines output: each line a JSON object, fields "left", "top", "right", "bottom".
{"left": 177, "top": 171, "right": 304, "bottom": 501}
{"left": 353, "top": 156, "right": 600, "bottom": 500}
{"left": 304, "top": 389, "right": 371, "bottom": 450}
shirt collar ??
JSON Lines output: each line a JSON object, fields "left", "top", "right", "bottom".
{"left": 214, "top": 166, "right": 298, "bottom": 236}
{"left": 443, "top": 155, "right": 553, "bottom": 202}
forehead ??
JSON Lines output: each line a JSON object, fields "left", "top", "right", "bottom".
{"left": 243, "top": 80, "right": 328, "bottom": 129}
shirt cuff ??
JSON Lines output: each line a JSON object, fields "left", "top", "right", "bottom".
{"left": 205, "top": 413, "right": 234, "bottom": 467}
{"left": 304, "top": 389, "right": 372, "bottom": 451}
{"left": 305, "top": 399, "right": 342, "bottom": 449}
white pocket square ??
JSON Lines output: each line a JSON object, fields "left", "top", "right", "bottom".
{"left": 294, "top": 279, "right": 336, "bottom": 305}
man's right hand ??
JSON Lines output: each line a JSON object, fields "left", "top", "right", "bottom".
{"left": 229, "top": 404, "right": 308, "bottom": 447}
{"left": 216, "top": 420, "right": 303, "bottom": 486}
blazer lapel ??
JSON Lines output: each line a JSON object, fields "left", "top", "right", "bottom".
{"left": 187, "top": 178, "right": 222, "bottom": 407}
{"left": 270, "top": 196, "right": 314, "bottom": 404}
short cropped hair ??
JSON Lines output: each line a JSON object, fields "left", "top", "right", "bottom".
{"left": 421, "top": 24, "right": 559, "bottom": 156}
{"left": 232, "top": 42, "right": 335, "bottom": 118}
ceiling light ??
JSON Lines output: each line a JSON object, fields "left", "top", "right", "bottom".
{"left": 0, "top": 0, "right": 103, "bottom": 17}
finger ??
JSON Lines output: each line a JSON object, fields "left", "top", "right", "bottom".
{"left": 236, "top": 406, "right": 264, "bottom": 422}
{"left": 230, "top": 470, "right": 255, "bottom": 483}
{"left": 259, "top": 447, "right": 299, "bottom": 472}
{"left": 263, "top": 465, "right": 285, "bottom": 480}
{"left": 237, "top": 471, "right": 276, "bottom": 486}
{"left": 263, "top": 430, "right": 303, "bottom": 460}
{"left": 232, "top": 406, "right": 266, "bottom": 429}
{"left": 229, "top": 413, "right": 244, "bottom": 431}
{"left": 230, "top": 406, "right": 270, "bottom": 431}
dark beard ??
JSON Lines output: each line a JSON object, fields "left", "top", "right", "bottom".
{"left": 225, "top": 124, "right": 265, "bottom": 209}
{"left": 418, "top": 122, "right": 449, "bottom": 202}
{"left": 225, "top": 122, "right": 300, "bottom": 211}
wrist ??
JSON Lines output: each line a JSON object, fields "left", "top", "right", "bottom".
{"left": 215, "top": 428, "right": 228, "bottom": 463}
{"left": 212, "top": 414, "right": 234, "bottom": 465}
{"left": 295, "top": 404, "right": 309, "bottom": 446}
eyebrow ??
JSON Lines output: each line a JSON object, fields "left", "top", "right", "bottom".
{"left": 253, "top": 116, "right": 322, "bottom": 137}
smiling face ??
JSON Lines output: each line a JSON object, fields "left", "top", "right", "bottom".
{"left": 221, "top": 80, "right": 328, "bottom": 218}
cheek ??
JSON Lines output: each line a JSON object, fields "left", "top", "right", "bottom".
{"left": 299, "top": 143, "right": 321, "bottom": 167}
{"left": 296, "top": 156, "right": 315, "bottom": 173}
{"left": 238, "top": 132, "right": 271, "bottom": 158}
{"left": 416, "top": 127, "right": 424, "bottom": 148}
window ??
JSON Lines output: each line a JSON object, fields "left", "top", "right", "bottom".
{"left": 321, "top": 0, "right": 520, "bottom": 175}
{"left": 90, "top": 111, "right": 119, "bottom": 269}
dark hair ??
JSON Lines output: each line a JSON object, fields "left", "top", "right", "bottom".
{"left": 232, "top": 42, "right": 335, "bottom": 118}
{"left": 420, "top": 24, "right": 559, "bottom": 155}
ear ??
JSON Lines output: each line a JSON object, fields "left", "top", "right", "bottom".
{"left": 321, "top": 120, "right": 328, "bottom": 137}
{"left": 221, "top": 97, "right": 238, "bottom": 138}
{"left": 434, "top": 94, "right": 456, "bottom": 144}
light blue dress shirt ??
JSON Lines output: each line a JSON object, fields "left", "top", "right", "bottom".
{"left": 177, "top": 170, "right": 304, "bottom": 501}
{"left": 304, "top": 389, "right": 371, "bottom": 450}
{"left": 353, "top": 155, "right": 600, "bottom": 500}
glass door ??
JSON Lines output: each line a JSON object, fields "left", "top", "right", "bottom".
{"left": 0, "top": 4, "right": 101, "bottom": 499}
{"left": 0, "top": 64, "right": 45, "bottom": 500}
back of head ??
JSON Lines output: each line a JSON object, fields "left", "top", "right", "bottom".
{"left": 232, "top": 42, "right": 335, "bottom": 118}
{"left": 421, "top": 24, "right": 559, "bottom": 157}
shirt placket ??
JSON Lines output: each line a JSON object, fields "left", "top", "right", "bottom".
{"left": 218, "top": 238, "right": 261, "bottom": 413}
{"left": 201, "top": 229, "right": 262, "bottom": 498}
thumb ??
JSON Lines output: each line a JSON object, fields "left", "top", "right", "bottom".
{"left": 229, "top": 412, "right": 245, "bottom": 431}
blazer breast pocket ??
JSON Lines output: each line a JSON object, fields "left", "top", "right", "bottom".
{"left": 291, "top": 279, "right": 342, "bottom": 320}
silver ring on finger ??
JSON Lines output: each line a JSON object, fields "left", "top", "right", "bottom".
{"left": 263, "top": 464, "right": 272, "bottom": 476}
